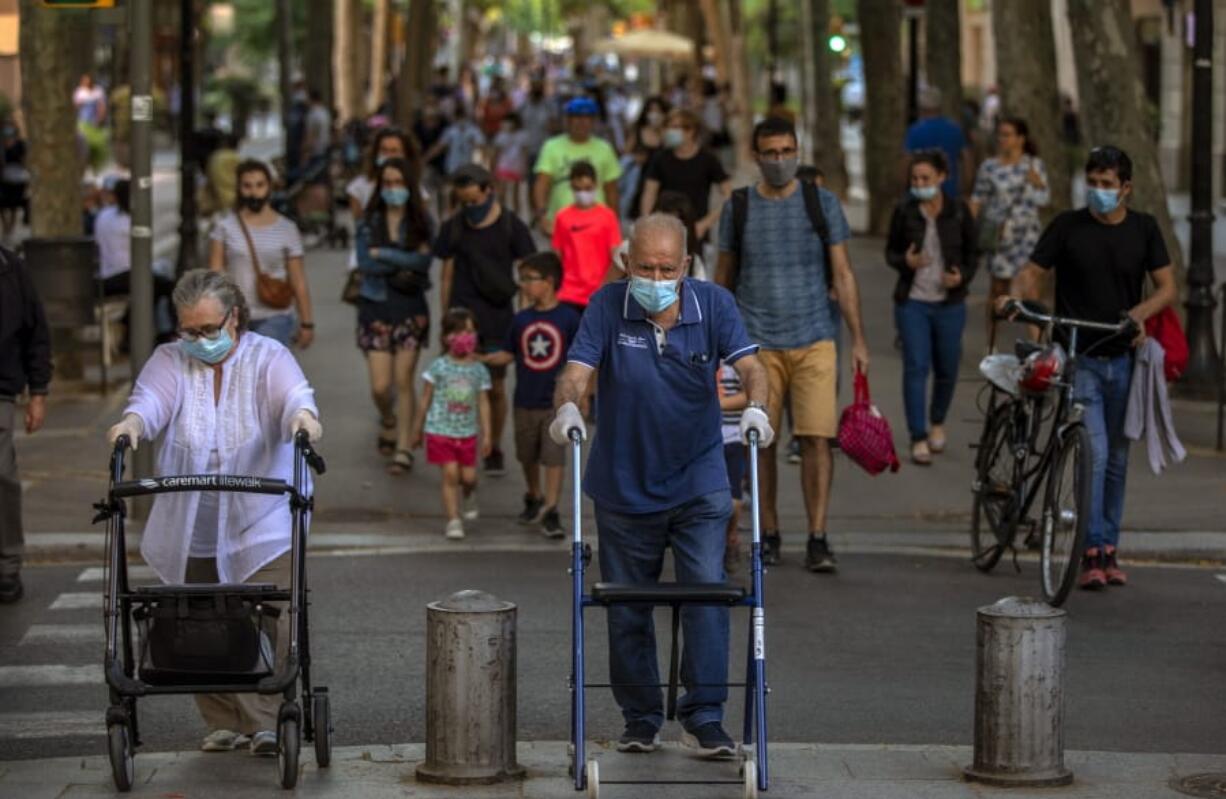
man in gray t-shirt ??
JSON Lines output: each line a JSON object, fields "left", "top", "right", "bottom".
{"left": 715, "top": 116, "right": 870, "bottom": 574}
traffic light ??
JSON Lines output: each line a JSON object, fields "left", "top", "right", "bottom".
{"left": 40, "top": 0, "right": 116, "bottom": 7}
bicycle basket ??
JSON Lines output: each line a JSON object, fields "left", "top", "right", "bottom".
{"left": 133, "top": 585, "right": 278, "bottom": 686}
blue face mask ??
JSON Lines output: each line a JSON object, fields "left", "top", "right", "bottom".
{"left": 180, "top": 328, "right": 234, "bottom": 365}
{"left": 464, "top": 194, "right": 495, "bottom": 225}
{"left": 911, "top": 185, "right": 939, "bottom": 201}
{"left": 629, "top": 276, "right": 680, "bottom": 314}
{"left": 1087, "top": 187, "right": 1121, "bottom": 215}
{"left": 382, "top": 187, "right": 409, "bottom": 206}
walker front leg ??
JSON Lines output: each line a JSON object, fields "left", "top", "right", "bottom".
{"left": 569, "top": 433, "right": 586, "bottom": 791}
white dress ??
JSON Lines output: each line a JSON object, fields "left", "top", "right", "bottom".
{"left": 123, "top": 333, "right": 318, "bottom": 584}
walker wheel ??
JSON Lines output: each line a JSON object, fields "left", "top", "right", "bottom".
{"left": 107, "top": 720, "right": 135, "bottom": 792}
{"left": 585, "top": 758, "right": 600, "bottom": 799}
{"left": 278, "top": 704, "right": 301, "bottom": 789}
{"left": 743, "top": 759, "right": 759, "bottom": 799}
{"left": 312, "top": 690, "right": 332, "bottom": 768}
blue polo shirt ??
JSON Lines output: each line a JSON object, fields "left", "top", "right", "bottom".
{"left": 567, "top": 279, "right": 758, "bottom": 514}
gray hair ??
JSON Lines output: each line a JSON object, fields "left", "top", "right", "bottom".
{"left": 630, "top": 213, "right": 687, "bottom": 262}
{"left": 918, "top": 85, "right": 943, "bottom": 113}
{"left": 172, "top": 269, "right": 250, "bottom": 332}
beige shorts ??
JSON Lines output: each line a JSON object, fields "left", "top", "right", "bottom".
{"left": 514, "top": 407, "right": 566, "bottom": 468}
{"left": 760, "top": 340, "right": 838, "bottom": 439}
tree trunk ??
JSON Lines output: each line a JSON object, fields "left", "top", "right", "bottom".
{"left": 698, "top": 0, "right": 730, "bottom": 86}
{"left": 395, "top": 0, "right": 437, "bottom": 130}
{"left": 992, "top": 0, "right": 1071, "bottom": 212}
{"left": 19, "top": 0, "right": 89, "bottom": 237}
{"left": 860, "top": 0, "right": 905, "bottom": 235}
{"left": 809, "top": 0, "right": 848, "bottom": 197}
{"left": 304, "top": 0, "right": 333, "bottom": 111}
{"left": 924, "top": 0, "right": 962, "bottom": 120}
{"left": 726, "top": 0, "right": 755, "bottom": 170}
{"left": 1065, "top": 0, "right": 1183, "bottom": 272}
{"left": 334, "top": 0, "right": 363, "bottom": 122}
{"left": 367, "top": 0, "right": 390, "bottom": 114}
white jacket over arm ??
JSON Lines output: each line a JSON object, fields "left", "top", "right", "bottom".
{"left": 124, "top": 333, "right": 318, "bottom": 584}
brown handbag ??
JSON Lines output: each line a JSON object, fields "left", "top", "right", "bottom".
{"left": 236, "top": 215, "right": 295, "bottom": 309}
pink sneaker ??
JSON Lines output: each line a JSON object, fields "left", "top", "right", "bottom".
{"left": 1078, "top": 548, "right": 1106, "bottom": 590}
{"left": 1103, "top": 546, "right": 1127, "bottom": 586}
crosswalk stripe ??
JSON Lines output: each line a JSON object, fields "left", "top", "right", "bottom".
{"left": 76, "top": 566, "right": 156, "bottom": 583}
{"left": 0, "top": 664, "right": 101, "bottom": 687}
{"left": 0, "top": 711, "right": 101, "bottom": 739}
{"left": 49, "top": 593, "right": 103, "bottom": 610}
{"left": 19, "top": 624, "right": 105, "bottom": 646}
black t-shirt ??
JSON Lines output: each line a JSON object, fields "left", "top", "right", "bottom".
{"left": 643, "top": 147, "right": 729, "bottom": 219}
{"left": 433, "top": 209, "right": 537, "bottom": 346}
{"left": 1029, "top": 208, "right": 1169, "bottom": 357}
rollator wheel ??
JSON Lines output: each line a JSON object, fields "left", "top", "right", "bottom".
{"left": 743, "top": 760, "right": 759, "bottom": 799}
{"left": 312, "top": 690, "right": 332, "bottom": 768}
{"left": 107, "top": 721, "right": 135, "bottom": 792}
{"left": 278, "top": 708, "right": 301, "bottom": 789}
{"left": 585, "top": 758, "right": 600, "bottom": 799}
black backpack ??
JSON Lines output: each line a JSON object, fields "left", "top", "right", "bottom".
{"left": 729, "top": 179, "right": 834, "bottom": 291}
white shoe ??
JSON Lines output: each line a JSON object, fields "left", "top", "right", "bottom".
{"left": 462, "top": 490, "right": 479, "bottom": 521}
{"left": 445, "top": 518, "right": 465, "bottom": 539}
{"left": 250, "top": 730, "right": 278, "bottom": 757}
{"left": 201, "top": 729, "right": 250, "bottom": 752}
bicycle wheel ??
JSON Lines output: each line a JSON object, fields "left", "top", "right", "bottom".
{"left": 971, "top": 402, "right": 1019, "bottom": 572}
{"left": 1040, "top": 423, "right": 1092, "bottom": 606}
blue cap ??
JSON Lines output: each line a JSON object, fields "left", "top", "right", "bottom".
{"left": 565, "top": 97, "right": 599, "bottom": 116}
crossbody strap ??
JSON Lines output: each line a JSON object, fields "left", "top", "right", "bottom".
{"left": 235, "top": 215, "right": 264, "bottom": 277}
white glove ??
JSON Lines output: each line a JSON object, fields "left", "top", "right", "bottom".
{"left": 740, "top": 406, "right": 775, "bottom": 448}
{"left": 290, "top": 409, "right": 323, "bottom": 443}
{"left": 107, "top": 413, "right": 144, "bottom": 452}
{"left": 549, "top": 401, "right": 587, "bottom": 446}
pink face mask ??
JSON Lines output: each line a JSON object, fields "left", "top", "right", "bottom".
{"left": 448, "top": 331, "right": 478, "bottom": 357}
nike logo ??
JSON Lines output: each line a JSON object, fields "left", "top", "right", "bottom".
{"left": 569, "top": 223, "right": 592, "bottom": 232}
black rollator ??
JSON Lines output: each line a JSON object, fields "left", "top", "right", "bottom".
{"left": 95, "top": 431, "right": 331, "bottom": 791}
{"left": 568, "top": 429, "right": 770, "bottom": 798}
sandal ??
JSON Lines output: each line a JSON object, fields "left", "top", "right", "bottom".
{"left": 387, "top": 449, "right": 414, "bottom": 475}
{"left": 911, "top": 441, "right": 933, "bottom": 466}
{"left": 377, "top": 416, "right": 397, "bottom": 456}
{"left": 929, "top": 426, "right": 947, "bottom": 454}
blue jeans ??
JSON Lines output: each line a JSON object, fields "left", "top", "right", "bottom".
{"left": 1072, "top": 354, "right": 1133, "bottom": 550}
{"left": 894, "top": 300, "right": 966, "bottom": 443}
{"left": 250, "top": 313, "right": 297, "bottom": 347}
{"left": 595, "top": 489, "right": 733, "bottom": 732}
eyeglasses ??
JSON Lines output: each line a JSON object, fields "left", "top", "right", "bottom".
{"left": 177, "top": 309, "right": 232, "bottom": 342}
{"left": 630, "top": 262, "right": 683, "bottom": 280}
{"left": 756, "top": 147, "right": 797, "bottom": 162}
{"left": 518, "top": 274, "right": 546, "bottom": 284}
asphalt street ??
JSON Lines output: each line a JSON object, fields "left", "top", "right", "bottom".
{"left": 2, "top": 549, "right": 1223, "bottom": 763}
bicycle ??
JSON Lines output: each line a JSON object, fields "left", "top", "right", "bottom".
{"left": 969, "top": 299, "right": 1138, "bottom": 606}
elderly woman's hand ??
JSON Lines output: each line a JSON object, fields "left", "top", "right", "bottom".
{"left": 290, "top": 409, "right": 323, "bottom": 443}
{"left": 107, "top": 413, "right": 144, "bottom": 451}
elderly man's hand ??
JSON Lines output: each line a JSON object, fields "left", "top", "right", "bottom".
{"left": 107, "top": 413, "right": 144, "bottom": 452}
{"left": 290, "top": 409, "right": 323, "bottom": 443}
{"left": 549, "top": 401, "right": 586, "bottom": 445}
{"left": 739, "top": 406, "right": 775, "bottom": 448}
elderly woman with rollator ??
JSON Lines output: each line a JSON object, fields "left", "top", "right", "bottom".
{"left": 106, "top": 269, "right": 323, "bottom": 757}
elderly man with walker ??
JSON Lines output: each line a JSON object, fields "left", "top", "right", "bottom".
{"left": 550, "top": 214, "right": 772, "bottom": 794}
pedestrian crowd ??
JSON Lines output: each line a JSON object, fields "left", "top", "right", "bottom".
{"left": 0, "top": 58, "right": 1183, "bottom": 761}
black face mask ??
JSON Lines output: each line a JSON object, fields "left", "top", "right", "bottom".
{"left": 240, "top": 194, "right": 268, "bottom": 213}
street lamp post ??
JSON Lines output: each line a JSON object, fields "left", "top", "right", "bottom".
{"left": 1181, "top": 0, "right": 1221, "bottom": 398}
{"left": 129, "top": 0, "right": 154, "bottom": 506}
{"left": 177, "top": 0, "right": 199, "bottom": 275}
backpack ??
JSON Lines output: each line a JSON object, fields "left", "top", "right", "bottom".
{"left": 729, "top": 179, "right": 833, "bottom": 291}
{"left": 448, "top": 209, "right": 520, "bottom": 306}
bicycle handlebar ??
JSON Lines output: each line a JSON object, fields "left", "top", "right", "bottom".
{"left": 1002, "top": 299, "right": 1139, "bottom": 336}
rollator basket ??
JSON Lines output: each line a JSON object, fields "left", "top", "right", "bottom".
{"left": 134, "top": 584, "right": 279, "bottom": 686}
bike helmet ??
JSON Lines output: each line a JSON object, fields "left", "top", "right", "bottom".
{"left": 564, "top": 96, "right": 599, "bottom": 116}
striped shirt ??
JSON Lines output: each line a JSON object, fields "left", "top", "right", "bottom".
{"left": 210, "top": 212, "right": 304, "bottom": 320}
{"left": 719, "top": 363, "right": 744, "bottom": 445}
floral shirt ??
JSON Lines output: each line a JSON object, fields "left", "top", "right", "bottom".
{"left": 422, "top": 355, "right": 491, "bottom": 439}
{"left": 971, "top": 155, "right": 1050, "bottom": 280}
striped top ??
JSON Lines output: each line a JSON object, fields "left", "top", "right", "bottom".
{"left": 719, "top": 363, "right": 743, "bottom": 445}
{"left": 210, "top": 212, "right": 304, "bottom": 320}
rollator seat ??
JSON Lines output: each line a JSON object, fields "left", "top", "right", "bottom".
{"left": 591, "top": 582, "right": 746, "bottom": 605}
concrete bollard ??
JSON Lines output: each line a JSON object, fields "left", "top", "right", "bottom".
{"left": 964, "top": 596, "right": 1073, "bottom": 787}
{"left": 415, "top": 590, "right": 525, "bottom": 785}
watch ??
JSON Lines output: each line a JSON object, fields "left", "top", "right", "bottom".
{"left": 299, "top": 322, "right": 315, "bottom": 329}
{"left": 746, "top": 401, "right": 766, "bottom": 413}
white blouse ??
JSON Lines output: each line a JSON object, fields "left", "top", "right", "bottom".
{"left": 123, "top": 332, "right": 318, "bottom": 585}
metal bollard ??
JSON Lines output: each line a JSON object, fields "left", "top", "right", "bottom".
{"left": 964, "top": 596, "right": 1073, "bottom": 787}
{"left": 416, "top": 590, "right": 525, "bottom": 785}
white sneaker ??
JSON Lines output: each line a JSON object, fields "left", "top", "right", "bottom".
{"left": 462, "top": 490, "right": 479, "bottom": 521}
{"left": 250, "top": 730, "right": 278, "bottom": 757}
{"left": 445, "top": 518, "right": 465, "bottom": 539}
{"left": 201, "top": 729, "right": 250, "bottom": 752}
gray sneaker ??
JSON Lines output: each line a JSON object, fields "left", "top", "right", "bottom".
{"left": 250, "top": 730, "right": 278, "bottom": 756}
{"left": 200, "top": 729, "right": 250, "bottom": 752}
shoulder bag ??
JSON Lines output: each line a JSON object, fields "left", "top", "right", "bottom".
{"left": 236, "top": 215, "right": 295, "bottom": 309}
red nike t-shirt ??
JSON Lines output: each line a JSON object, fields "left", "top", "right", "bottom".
{"left": 552, "top": 204, "right": 622, "bottom": 307}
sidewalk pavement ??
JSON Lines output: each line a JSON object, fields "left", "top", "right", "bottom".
{"left": 3, "top": 741, "right": 1223, "bottom": 798}
{"left": 15, "top": 233, "right": 1226, "bottom": 563}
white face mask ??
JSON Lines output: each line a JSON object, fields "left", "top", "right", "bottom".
{"left": 574, "top": 189, "right": 597, "bottom": 208}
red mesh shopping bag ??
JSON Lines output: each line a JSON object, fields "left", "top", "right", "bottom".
{"left": 1145, "top": 307, "right": 1188, "bottom": 382}
{"left": 837, "top": 369, "right": 901, "bottom": 476}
